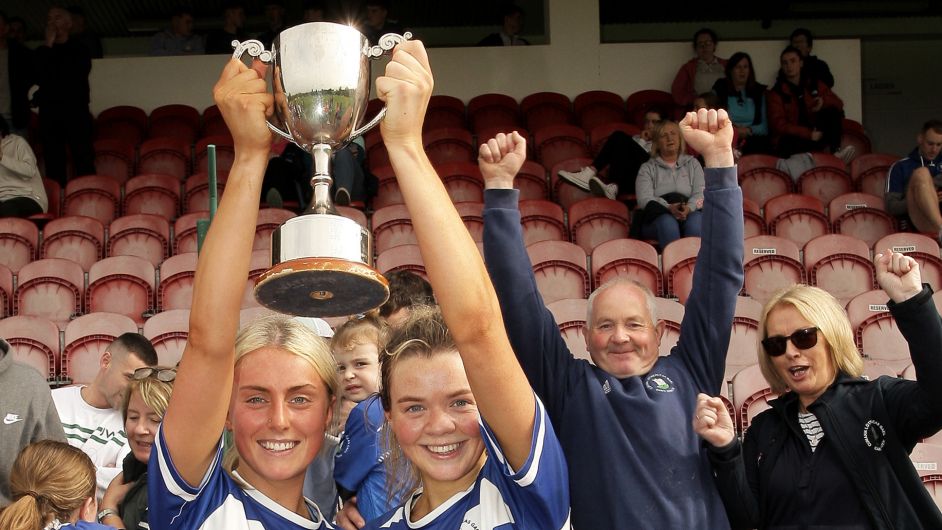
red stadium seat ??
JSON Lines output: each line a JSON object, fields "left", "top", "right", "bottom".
{"left": 108, "top": 214, "right": 171, "bottom": 267}
{"left": 371, "top": 165, "right": 402, "bottom": 209}
{"left": 254, "top": 208, "right": 296, "bottom": 251}
{"left": 437, "top": 162, "right": 484, "bottom": 204}
{"left": 138, "top": 137, "right": 190, "bottom": 180}
{"left": 238, "top": 306, "right": 277, "bottom": 329}
{"left": 810, "top": 152, "right": 847, "bottom": 170}
{"left": 423, "top": 95, "right": 467, "bottom": 131}
{"left": 765, "top": 193, "right": 830, "bottom": 248}
{"left": 0, "top": 217, "right": 39, "bottom": 272}
{"left": 743, "top": 198, "right": 766, "bottom": 238}
{"left": 828, "top": 192, "right": 895, "bottom": 248}
{"left": 467, "top": 93, "right": 521, "bottom": 135}
{"left": 846, "top": 289, "right": 911, "bottom": 373}
{"left": 201, "top": 105, "right": 230, "bottom": 138}
{"left": 591, "top": 238, "right": 661, "bottom": 295}
{"left": 742, "top": 235, "right": 804, "bottom": 306}
{"left": 93, "top": 138, "right": 136, "bottom": 183}
{"left": 158, "top": 252, "right": 198, "bottom": 311}
{"left": 0, "top": 263, "right": 11, "bottom": 317}
{"left": 662, "top": 237, "right": 701, "bottom": 304}
{"left": 521, "top": 92, "right": 573, "bottom": 132}
{"left": 589, "top": 122, "right": 641, "bottom": 156}
{"left": 861, "top": 359, "right": 899, "bottom": 381}
{"left": 194, "top": 135, "right": 235, "bottom": 174}
{"left": 805, "top": 234, "right": 875, "bottom": 306}
{"left": 798, "top": 165, "right": 854, "bottom": 206}
{"left": 573, "top": 90, "right": 626, "bottom": 132}
{"left": 41, "top": 215, "right": 105, "bottom": 271}
{"left": 547, "top": 297, "right": 589, "bottom": 362}
{"left": 123, "top": 173, "right": 181, "bottom": 219}
{"left": 0, "top": 315, "right": 59, "bottom": 380}
{"left": 372, "top": 204, "right": 415, "bottom": 254}
{"left": 143, "top": 309, "right": 190, "bottom": 367}
{"left": 851, "top": 153, "right": 898, "bottom": 197}
{"left": 739, "top": 165, "right": 793, "bottom": 207}
{"left": 841, "top": 119, "right": 872, "bottom": 159}
{"left": 738, "top": 154, "right": 780, "bottom": 174}
{"left": 625, "top": 89, "right": 674, "bottom": 127}
{"left": 550, "top": 157, "right": 594, "bottom": 210}
{"left": 336, "top": 206, "right": 368, "bottom": 230}
{"left": 376, "top": 244, "right": 427, "bottom": 279}
{"left": 86, "top": 255, "right": 156, "bottom": 326}
{"left": 242, "top": 250, "right": 271, "bottom": 309}
{"left": 731, "top": 363, "right": 777, "bottom": 434}
{"left": 15, "top": 258, "right": 85, "bottom": 326}
{"left": 61, "top": 312, "right": 138, "bottom": 384}
{"left": 184, "top": 171, "right": 228, "bottom": 213}
{"left": 874, "top": 233, "right": 942, "bottom": 293}
{"left": 64, "top": 175, "right": 121, "bottom": 225}
{"left": 655, "top": 297, "right": 685, "bottom": 357}
{"left": 365, "top": 132, "right": 389, "bottom": 170}
{"left": 725, "top": 296, "right": 763, "bottom": 383}
{"left": 96, "top": 105, "right": 146, "bottom": 145}
{"left": 41, "top": 178, "right": 62, "bottom": 219}
{"left": 423, "top": 128, "right": 474, "bottom": 165}
{"left": 515, "top": 160, "right": 550, "bottom": 201}
{"left": 172, "top": 211, "right": 207, "bottom": 255}
{"left": 534, "top": 124, "right": 590, "bottom": 170}
{"left": 519, "top": 199, "right": 566, "bottom": 246}
{"left": 568, "top": 197, "right": 630, "bottom": 254}
{"left": 526, "top": 240, "right": 589, "bottom": 305}
{"left": 455, "top": 201, "right": 485, "bottom": 243}
{"left": 148, "top": 104, "right": 200, "bottom": 144}
{"left": 910, "top": 443, "right": 942, "bottom": 511}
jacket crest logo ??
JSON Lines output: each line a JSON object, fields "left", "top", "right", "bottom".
{"left": 644, "top": 373, "right": 675, "bottom": 393}
{"left": 863, "top": 419, "right": 886, "bottom": 451}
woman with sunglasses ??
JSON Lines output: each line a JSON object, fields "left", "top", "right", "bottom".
{"left": 694, "top": 250, "right": 942, "bottom": 528}
{"left": 97, "top": 367, "right": 175, "bottom": 529}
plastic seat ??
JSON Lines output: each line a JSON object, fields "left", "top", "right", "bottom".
{"left": 41, "top": 178, "right": 62, "bottom": 219}
{"left": 376, "top": 244, "right": 427, "bottom": 278}
{"left": 254, "top": 208, "right": 296, "bottom": 251}
{"left": 64, "top": 175, "right": 121, "bottom": 225}
{"left": 371, "top": 165, "right": 403, "bottom": 209}
{"left": 805, "top": 234, "right": 875, "bottom": 306}
{"left": 828, "top": 192, "right": 895, "bottom": 248}
{"left": 138, "top": 137, "right": 190, "bottom": 180}
{"left": 365, "top": 134, "right": 389, "bottom": 170}
{"left": 242, "top": 249, "right": 271, "bottom": 309}
{"left": 93, "top": 138, "right": 136, "bottom": 183}
{"left": 238, "top": 306, "right": 278, "bottom": 329}
{"left": 172, "top": 211, "right": 207, "bottom": 255}
{"left": 742, "top": 235, "right": 804, "bottom": 306}
{"left": 455, "top": 201, "right": 485, "bottom": 243}
{"left": 851, "top": 153, "right": 898, "bottom": 197}
{"left": 861, "top": 359, "right": 899, "bottom": 381}
{"left": 662, "top": 237, "right": 701, "bottom": 304}
{"left": 15, "top": 258, "right": 85, "bottom": 326}
{"left": 184, "top": 171, "right": 228, "bottom": 213}
{"left": 573, "top": 90, "right": 626, "bottom": 132}
{"left": 86, "top": 255, "right": 156, "bottom": 326}
{"left": 123, "top": 173, "right": 181, "bottom": 219}
{"left": 874, "top": 233, "right": 942, "bottom": 293}
{"left": 765, "top": 193, "right": 830, "bottom": 248}
{"left": 731, "top": 363, "right": 777, "bottom": 434}
{"left": 0, "top": 263, "right": 11, "bottom": 317}
{"left": 148, "top": 104, "right": 200, "bottom": 144}
{"left": 738, "top": 154, "right": 782, "bottom": 174}
{"left": 194, "top": 135, "right": 235, "bottom": 174}
{"left": 0, "top": 315, "right": 59, "bottom": 380}
{"left": 534, "top": 124, "right": 590, "bottom": 170}
{"left": 568, "top": 197, "right": 629, "bottom": 254}
{"left": 591, "top": 238, "right": 661, "bottom": 295}
{"left": 143, "top": 309, "right": 190, "bottom": 367}
{"left": 810, "top": 152, "right": 847, "bottom": 170}
{"left": 625, "top": 89, "right": 674, "bottom": 126}
{"left": 725, "top": 296, "right": 763, "bottom": 383}
{"left": 467, "top": 93, "right": 521, "bottom": 135}
{"left": 437, "top": 161, "right": 484, "bottom": 204}
{"left": 655, "top": 297, "right": 685, "bottom": 357}
{"left": 95, "top": 105, "right": 147, "bottom": 145}
{"left": 372, "top": 204, "right": 415, "bottom": 254}
{"left": 526, "top": 240, "right": 589, "bottom": 305}
{"left": 739, "top": 165, "right": 793, "bottom": 207}
{"left": 519, "top": 199, "right": 566, "bottom": 246}
{"left": 201, "top": 105, "right": 230, "bottom": 138}
{"left": 423, "top": 95, "right": 467, "bottom": 131}
{"left": 61, "top": 312, "right": 138, "bottom": 385}
{"left": 157, "top": 251, "right": 198, "bottom": 311}
{"left": 798, "top": 165, "right": 854, "bottom": 206}
{"left": 423, "top": 128, "right": 474, "bottom": 165}
{"left": 547, "top": 298, "right": 589, "bottom": 362}
{"left": 108, "top": 214, "right": 171, "bottom": 267}
{"left": 589, "top": 122, "right": 641, "bottom": 156}
{"left": 521, "top": 92, "right": 573, "bottom": 132}
{"left": 910, "top": 443, "right": 942, "bottom": 511}
{"left": 550, "top": 157, "right": 594, "bottom": 210}
{"left": 515, "top": 160, "right": 550, "bottom": 201}
{"left": 0, "top": 217, "right": 39, "bottom": 272}
{"left": 841, "top": 127, "right": 872, "bottom": 160}
{"left": 41, "top": 215, "right": 105, "bottom": 271}
{"left": 743, "top": 197, "right": 766, "bottom": 238}
{"left": 845, "top": 289, "right": 908, "bottom": 369}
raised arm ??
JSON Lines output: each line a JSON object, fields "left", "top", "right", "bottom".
{"left": 377, "top": 42, "right": 535, "bottom": 469}
{"left": 160, "top": 59, "right": 273, "bottom": 486}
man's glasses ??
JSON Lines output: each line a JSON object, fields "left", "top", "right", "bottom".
{"left": 761, "top": 327, "right": 819, "bottom": 357}
{"left": 133, "top": 367, "right": 177, "bottom": 382}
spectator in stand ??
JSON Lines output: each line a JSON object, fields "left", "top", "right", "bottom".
{"left": 149, "top": 6, "right": 204, "bottom": 56}
{"left": 477, "top": 4, "right": 529, "bottom": 46}
{"left": 205, "top": 2, "right": 249, "bottom": 55}
{"left": 34, "top": 5, "right": 96, "bottom": 188}
{"left": 790, "top": 27, "right": 834, "bottom": 88}
{"left": 712, "top": 52, "right": 771, "bottom": 155}
{"left": 0, "top": 337, "right": 67, "bottom": 506}
{"left": 0, "top": 115, "right": 47, "bottom": 218}
{"left": 67, "top": 6, "right": 103, "bottom": 59}
{"left": 884, "top": 119, "right": 942, "bottom": 237}
{"left": 362, "top": 0, "right": 405, "bottom": 46}
{"left": 302, "top": 1, "right": 327, "bottom": 23}
{"left": 767, "top": 46, "right": 853, "bottom": 162}
{"left": 695, "top": 252, "right": 942, "bottom": 528}
{"left": 672, "top": 28, "right": 727, "bottom": 109}
{"left": 257, "top": 0, "right": 288, "bottom": 46}
{"left": 557, "top": 108, "right": 664, "bottom": 200}
{"left": 0, "top": 11, "right": 34, "bottom": 138}
{"left": 0, "top": 440, "right": 112, "bottom": 530}
{"left": 97, "top": 367, "right": 176, "bottom": 530}
{"left": 7, "top": 16, "right": 27, "bottom": 46}
{"left": 51, "top": 333, "right": 158, "bottom": 500}
{"left": 377, "top": 270, "right": 435, "bottom": 329}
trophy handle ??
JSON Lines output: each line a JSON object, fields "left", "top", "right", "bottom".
{"left": 231, "top": 39, "right": 293, "bottom": 142}
{"left": 351, "top": 31, "right": 414, "bottom": 139}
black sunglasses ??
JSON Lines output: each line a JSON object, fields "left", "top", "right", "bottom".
{"left": 761, "top": 327, "right": 819, "bottom": 357}
{"left": 133, "top": 367, "right": 177, "bottom": 382}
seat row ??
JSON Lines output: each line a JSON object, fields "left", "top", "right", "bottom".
{"left": 93, "top": 135, "right": 235, "bottom": 183}
{"left": 95, "top": 104, "right": 230, "bottom": 148}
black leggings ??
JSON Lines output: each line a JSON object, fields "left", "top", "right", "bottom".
{"left": 0, "top": 197, "right": 43, "bottom": 218}
{"left": 593, "top": 131, "right": 650, "bottom": 196}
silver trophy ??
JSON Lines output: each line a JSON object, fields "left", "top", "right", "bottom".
{"left": 232, "top": 22, "right": 410, "bottom": 317}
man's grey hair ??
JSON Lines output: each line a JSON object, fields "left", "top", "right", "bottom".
{"left": 586, "top": 278, "right": 659, "bottom": 326}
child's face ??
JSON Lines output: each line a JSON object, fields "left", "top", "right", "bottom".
{"left": 334, "top": 342, "right": 381, "bottom": 402}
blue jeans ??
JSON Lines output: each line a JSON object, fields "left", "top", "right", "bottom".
{"left": 641, "top": 210, "right": 703, "bottom": 249}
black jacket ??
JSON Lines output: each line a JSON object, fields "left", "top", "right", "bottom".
{"left": 712, "top": 78, "right": 767, "bottom": 127}
{"left": 709, "top": 286, "right": 942, "bottom": 529}
{"left": 7, "top": 41, "right": 33, "bottom": 130}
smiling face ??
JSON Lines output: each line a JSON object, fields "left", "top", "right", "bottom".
{"left": 98, "top": 352, "right": 148, "bottom": 411}
{"left": 335, "top": 342, "right": 381, "bottom": 403}
{"left": 386, "top": 352, "right": 485, "bottom": 495}
{"left": 765, "top": 304, "right": 837, "bottom": 410}
{"left": 125, "top": 389, "right": 161, "bottom": 463}
{"left": 585, "top": 282, "right": 664, "bottom": 379}
{"left": 228, "top": 347, "right": 333, "bottom": 493}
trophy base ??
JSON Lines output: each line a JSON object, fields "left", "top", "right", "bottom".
{"left": 254, "top": 257, "right": 389, "bottom": 317}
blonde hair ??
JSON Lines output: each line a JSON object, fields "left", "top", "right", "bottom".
{"left": 758, "top": 284, "right": 863, "bottom": 393}
{"left": 223, "top": 314, "right": 339, "bottom": 474}
{"left": 650, "top": 120, "right": 685, "bottom": 159}
{"left": 122, "top": 366, "right": 175, "bottom": 422}
{"left": 378, "top": 305, "right": 457, "bottom": 502}
{"left": 0, "top": 441, "right": 96, "bottom": 530}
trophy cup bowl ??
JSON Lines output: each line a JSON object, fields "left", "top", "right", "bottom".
{"left": 233, "top": 23, "right": 411, "bottom": 317}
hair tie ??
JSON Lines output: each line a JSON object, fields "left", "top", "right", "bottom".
{"left": 23, "top": 490, "right": 42, "bottom": 501}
